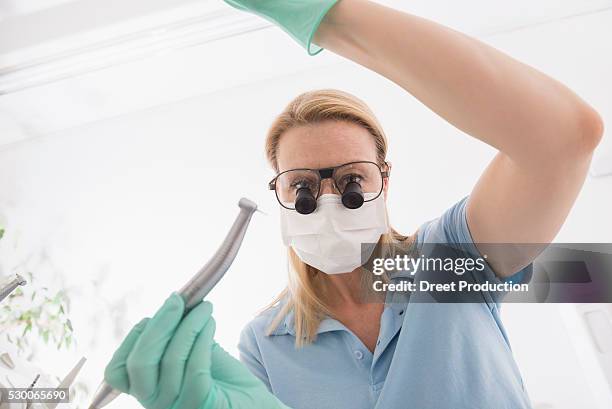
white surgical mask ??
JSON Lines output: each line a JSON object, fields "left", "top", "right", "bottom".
{"left": 280, "top": 193, "right": 389, "bottom": 274}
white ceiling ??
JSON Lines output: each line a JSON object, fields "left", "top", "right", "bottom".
{"left": 0, "top": 0, "right": 75, "bottom": 20}
{"left": 0, "top": 0, "right": 611, "bottom": 147}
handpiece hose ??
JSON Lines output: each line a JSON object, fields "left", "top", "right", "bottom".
{"left": 88, "top": 198, "right": 259, "bottom": 409}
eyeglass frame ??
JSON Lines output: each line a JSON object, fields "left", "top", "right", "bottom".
{"left": 268, "top": 160, "right": 390, "bottom": 210}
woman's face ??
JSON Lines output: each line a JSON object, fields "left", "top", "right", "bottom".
{"left": 276, "top": 120, "right": 388, "bottom": 197}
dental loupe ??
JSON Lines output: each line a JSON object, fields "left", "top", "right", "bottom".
{"left": 294, "top": 184, "right": 318, "bottom": 215}
{"left": 340, "top": 176, "right": 365, "bottom": 209}
{"left": 294, "top": 179, "right": 365, "bottom": 215}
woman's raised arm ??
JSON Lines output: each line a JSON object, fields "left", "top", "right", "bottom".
{"left": 314, "top": 0, "right": 604, "bottom": 276}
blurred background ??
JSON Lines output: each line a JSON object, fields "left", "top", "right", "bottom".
{"left": 0, "top": 0, "right": 611, "bottom": 408}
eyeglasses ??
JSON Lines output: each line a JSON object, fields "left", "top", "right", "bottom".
{"left": 268, "top": 160, "right": 389, "bottom": 214}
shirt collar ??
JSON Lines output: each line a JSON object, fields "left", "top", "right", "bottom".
{"left": 269, "top": 292, "right": 408, "bottom": 337}
{"left": 269, "top": 305, "right": 347, "bottom": 337}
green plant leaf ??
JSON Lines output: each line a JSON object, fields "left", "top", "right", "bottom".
{"left": 1, "top": 254, "right": 76, "bottom": 356}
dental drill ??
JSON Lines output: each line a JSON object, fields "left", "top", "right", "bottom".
{"left": 88, "top": 197, "right": 260, "bottom": 409}
{"left": 0, "top": 274, "right": 27, "bottom": 303}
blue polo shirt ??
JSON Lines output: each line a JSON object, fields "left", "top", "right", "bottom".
{"left": 238, "top": 197, "right": 533, "bottom": 409}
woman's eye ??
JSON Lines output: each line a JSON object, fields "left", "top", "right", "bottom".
{"left": 290, "top": 180, "right": 312, "bottom": 189}
{"left": 339, "top": 173, "right": 363, "bottom": 184}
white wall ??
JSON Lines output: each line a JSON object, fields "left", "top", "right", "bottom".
{"left": 1, "top": 4, "right": 611, "bottom": 409}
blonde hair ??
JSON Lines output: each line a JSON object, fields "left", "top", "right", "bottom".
{"left": 264, "top": 89, "right": 413, "bottom": 347}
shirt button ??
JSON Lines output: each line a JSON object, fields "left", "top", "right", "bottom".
{"left": 354, "top": 350, "right": 364, "bottom": 360}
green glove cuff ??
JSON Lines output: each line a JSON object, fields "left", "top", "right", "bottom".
{"left": 224, "top": 0, "right": 340, "bottom": 56}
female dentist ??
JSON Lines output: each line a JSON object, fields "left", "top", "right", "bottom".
{"left": 103, "top": 1, "right": 604, "bottom": 408}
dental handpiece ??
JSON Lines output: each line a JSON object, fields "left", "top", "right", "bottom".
{"left": 0, "top": 274, "right": 27, "bottom": 303}
{"left": 88, "top": 198, "right": 259, "bottom": 409}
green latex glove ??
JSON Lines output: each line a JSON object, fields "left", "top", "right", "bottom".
{"left": 104, "top": 293, "right": 290, "bottom": 409}
{"left": 223, "top": 0, "right": 340, "bottom": 55}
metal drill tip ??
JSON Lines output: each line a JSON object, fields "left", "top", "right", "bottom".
{"left": 238, "top": 197, "right": 258, "bottom": 212}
